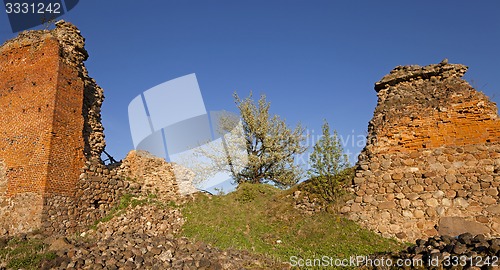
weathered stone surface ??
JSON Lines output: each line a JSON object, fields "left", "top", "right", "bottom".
{"left": 438, "top": 217, "right": 490, "bottom": 237}
{"left": 378, "top": 201, "right": 396, "bottom": 209}
{"left": 425, "top": 198, "right": 439, "bottom": 207}
{"left": 42, "top": 150, "right": 197, "bottom": 235}
{"left": 346, "top": 61, "right": 500, "bottom": 242}
{"left": 487, "top": 205, "right": 500, "bottom": 215}
{"left": 374, "top": 61, "right": 467, "bottom": 91}
{"left": 47, "top": 237, "right": 74, "bottom": 252}
{"left": 119, "top": 150, "right": 197, "bottom": 199}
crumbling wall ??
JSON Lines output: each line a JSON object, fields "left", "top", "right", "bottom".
{"left": 43, "top": 162, "right": 138, "bottom": 235}
{"left": 0, "top": 21, "right": 192, "bottom": 236}
{"left": 43, "top": 150, "right": 194, "bottom": 235}
{"left": 52, "top": 21, "right": 105, "bottom": 161}
{"left": 344, "top": 61, "right": 500, "bottom": 242}
{"left": 118, "top": 150, "right": 197, "bottom": 200}
{"left": 0, "top": 21, "right": 105, "bottom": 235}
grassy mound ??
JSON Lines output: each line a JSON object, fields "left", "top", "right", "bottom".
{"left": 181, "top": 183, "right": 405, "bottom": 265}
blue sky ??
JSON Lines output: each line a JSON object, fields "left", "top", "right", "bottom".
{"left": 1, "top": 0, "right": 499, "bottom": 165}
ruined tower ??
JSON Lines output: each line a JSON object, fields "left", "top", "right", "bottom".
{"left": 345, "top": 61, "right": 500, "bottom": 241}
{"left": 0, "top": 21, "right": 105, "bottom": 234}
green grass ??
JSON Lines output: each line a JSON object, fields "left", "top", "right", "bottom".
{"left": 0, "top": 236, "right": 56, "bottom": 269}
{"left": 181, "top": 183, "right": 405, "bottom": 267}
{"left": 91, "top": 193, "right": 167, "bottom": 229}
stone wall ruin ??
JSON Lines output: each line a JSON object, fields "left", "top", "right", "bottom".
{"left": 0, "top": 21, "right": 196, "bottom": 236}
{"left": 0, "top": 21, "right": 192, "bottom": 236}
{"left": 5, "top": 20, "right": 498, "bottom": 243}
{"left": 0, "top": 21, "right": 105, "bottom": 234}
{"left": 344, "top": 61, "right": 500, "bottom": 242}
{"left": 42, "top": 150, "right": 196, "bottom": 235}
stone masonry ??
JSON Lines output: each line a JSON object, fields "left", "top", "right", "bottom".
{"left": 0, "top": 21, "right": 195, "bottom": 236}
{"left": 344, "top": 61, "right": 500, "bottom": 242}
{"left": 42, "top": 150, "right": 194, "bottom": 235}
{"left": 0, "top": 21, "right": 108, "bottom": 235}
{"left": 0, "top": 21, "right": 105, "bottom": 234}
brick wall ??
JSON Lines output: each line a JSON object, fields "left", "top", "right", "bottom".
{"left": 0, "top": 35, "right": 61, "bottom": 195}
{"left": 0, "top": 21, "right": 189, "bottom": 236}
{"left": 46, "top": 53, "right": 86, "bottom": 195}
{"left": 345, "top": 62, "right": 500, "bottom": 242}
{"left": 0, "top": 21, "right": 104, "bottom": 234}
{"left": 368, "top": 68, "right": 500, "bottom": 154}
{"left": 0, "top": 33, "right": 86, "bottom": 197}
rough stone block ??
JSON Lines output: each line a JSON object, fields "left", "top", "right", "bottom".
{"left": 438, "top": 217, "right": 490, "bottom": 237}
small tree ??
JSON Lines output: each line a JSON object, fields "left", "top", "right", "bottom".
{"left": 308, "top": 120, "right": 349, "bottom": 202}
{"left": 186, "top": 92, "right": 306, "bottom": 189}
{"left": 232, "top": 92, "right": 306, "bottom": 188}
